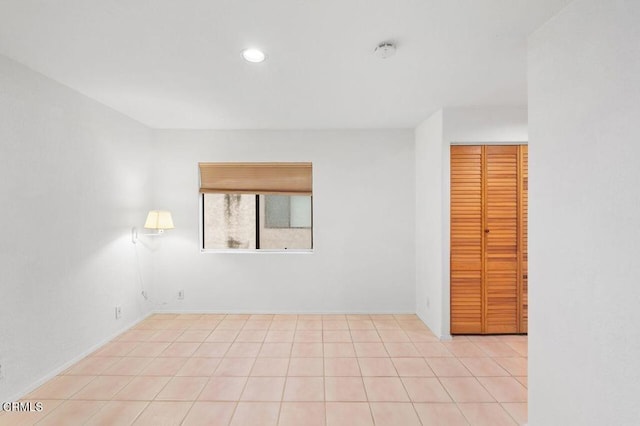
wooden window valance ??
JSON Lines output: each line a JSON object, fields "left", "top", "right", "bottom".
{"left": 199, "top": 162, "right": 312, "bottom": 195}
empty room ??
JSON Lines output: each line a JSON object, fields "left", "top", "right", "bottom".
{"left": 0, "top": 0, "right": 638, "bottom": 425}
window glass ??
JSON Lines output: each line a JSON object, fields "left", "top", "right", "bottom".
{"left": 264, "top": 195, "right": 291, "bottom": 228}
{"left": 203, "top": 194, "right": 256, "bottom": 249}
{"left": 259, "top": 195, "right": 312, "bottom": 250}
{"left": 290, "top": 195, "right": 312, "bottom": 228}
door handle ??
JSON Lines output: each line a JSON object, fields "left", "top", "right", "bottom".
{"left": 484, "top": 229, "right": 490, "bottom": 233}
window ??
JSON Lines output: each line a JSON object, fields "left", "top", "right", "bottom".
{"left": 260, "top": 195, "right": 312, "bottom": 249}
{"left": 199, "top": 163, "right": 313, "bottom": 251}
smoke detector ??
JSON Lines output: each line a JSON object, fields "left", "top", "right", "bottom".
{"left": 374, "top": 42, "right": 396, "bottom": 59}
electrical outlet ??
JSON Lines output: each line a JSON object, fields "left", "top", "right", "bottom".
{"left": 115, "top": 306, "right": 122, "bottom": 319}
{"left": 178, "top": 290, "right": 184, "bottom": 300}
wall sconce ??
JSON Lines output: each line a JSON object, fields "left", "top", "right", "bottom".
{"left": 132, "top": 210, "right": 175, "bottom": 244}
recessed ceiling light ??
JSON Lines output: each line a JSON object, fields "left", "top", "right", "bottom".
{"left": 242, "top": 48, "right": 266, "bottom": 63}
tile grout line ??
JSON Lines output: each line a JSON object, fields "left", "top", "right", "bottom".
{"left": 344, "top": 316, "right": 366, "bottom": 422}
{"left": 179, "top": 313, "right": 220, "bottom": 423}
{"left": 275, "top": 314, "right": 298, "bottom": 426}
{"left": 322, "top": 317, "right": 327, "bottom": 426}
{"left": 392, "top": 327, "right": 426, "bottom": 426}
{"left": 179, "top": 313, "right": 230, "bottom": 426}
{"left": 21, "top": 313, "right": 525, "bottom": 426}
{"left": 225, "top": 314, "right": 262, "bottom": 425}
{"left": 435, "top": 337, "right": 500, "bottom": 426}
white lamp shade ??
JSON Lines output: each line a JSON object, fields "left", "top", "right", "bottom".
{"left": 144, "top": 210, "right": 175, "bottom": 230}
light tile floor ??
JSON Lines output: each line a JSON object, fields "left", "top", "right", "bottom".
{"left": 1, "top": 314, "right": 527, "bottom": 425}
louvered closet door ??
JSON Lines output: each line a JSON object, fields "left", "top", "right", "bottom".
{"left": 519, "top": 145, "right": 528, "bottom": 333}
{"left": 484, "top": 146, "right": 519, "bottom": 334}
{"left": 450, "top": 146, "right": 483, "bottom": 334}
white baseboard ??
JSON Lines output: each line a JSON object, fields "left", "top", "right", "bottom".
{"left": 151, "top": 309, "right": 417, "bottom": 315}
{"left": 9, "top": 311, "right": 153, "bottom": 402}
{"left": 10, "top": 309, "right": 425, "bottom": 401}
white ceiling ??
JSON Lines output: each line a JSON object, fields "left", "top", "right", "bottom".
{"left": 0, "top": 0, "right": 571, "bottom": 129}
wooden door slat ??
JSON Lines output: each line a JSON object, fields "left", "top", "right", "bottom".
{"left": 450, "top": 145, "right": 483, "bottom": 334}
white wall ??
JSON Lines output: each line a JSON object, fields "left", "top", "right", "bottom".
{"left": 415, "top": 107, "right": 527, "bottom": 339}
{"left": 0, "top": 54, "right": 153, "bottom": 401}
{"left": 151, "top": 130, "right": 416, "bottom": 314}
{"left": 443, "top": 107, "right": 528, "bottom": 143}
{"left": 415, "top": 110, "right": 445, "bottom": 336}
{"left": 528, "top": 1, "right": 640, "bottom": 424}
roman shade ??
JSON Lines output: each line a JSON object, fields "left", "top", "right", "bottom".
{"left": 199, "top": 162, "right": 312, "bottom": 195}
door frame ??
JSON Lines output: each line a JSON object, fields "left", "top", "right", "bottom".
{"left": 446, "top": 141, "right": 528, "bottom": 335}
